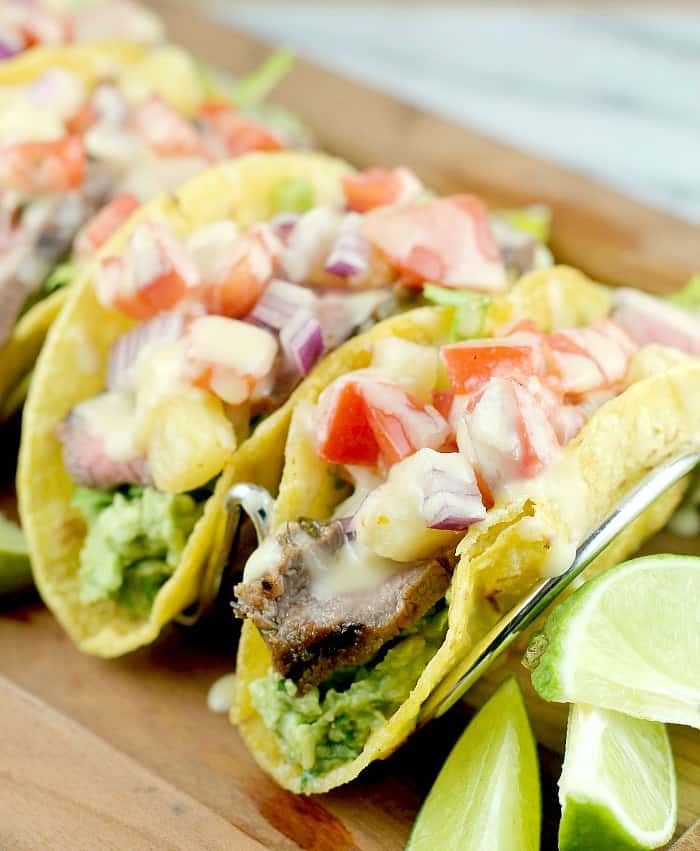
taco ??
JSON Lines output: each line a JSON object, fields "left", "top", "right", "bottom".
{"left": 230, "top": 267, "right": 700, "bottom": 794}
{"left": 0, "top": 0, "right": 163, "bottom": 60}
{"left": 0, "top": 41, "right": 306, "bottom": 417}
{"left": 17, "top": 138, "right": 562, "bottom": 657}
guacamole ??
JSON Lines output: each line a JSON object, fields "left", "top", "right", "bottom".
{"left": 73, "top": 485, "right": 203, "bottom": 615}
{"left": 250, "top": 607, "right": 448, "bottom": 782}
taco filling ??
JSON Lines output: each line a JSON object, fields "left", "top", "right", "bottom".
{"left": 72, "top": 484, "right": 203, "bottom": 614}
{"left": 0, "top": 48, "right": 305, "bottom": 349}
{"left": 0, "top": 0, "right": 163, "bottom": 59}
{"left": 54, "top": 164, "right": 552, "bottom": 614}
{"left": 234, "top": 314, "right": 642, "bottom": 777}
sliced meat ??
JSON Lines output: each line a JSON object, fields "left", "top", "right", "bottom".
{"left": 0, "top": 226, "right": 38, "bottom": 346}
{"left": 0, "top": 173, "right": 114, "bottom": 345}
{"left": 234, "top": 520, "right": 453, "bottom": 692}
{"left": 57, "top": 399, "right": 151, "bottom": 490}
{"left": 0, "top": 273, "right": 29, "bottom": 347}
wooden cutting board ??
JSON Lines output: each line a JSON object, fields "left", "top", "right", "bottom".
{"left": 2, "top": 4, "right": 699, "bottom": 849}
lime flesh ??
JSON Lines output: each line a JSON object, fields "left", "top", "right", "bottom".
{"left": 0, "top": 513, "right": 33, "bottom": 595}
{"left": 526, "top": 555, "right": 700, "bottom": 728}
{"left": 406, "top": 676, "right": 540, "bottom": 851}
{"left": 558, "top": 704, "right": 676, "bottom": 851}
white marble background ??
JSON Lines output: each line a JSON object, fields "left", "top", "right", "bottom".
{"left": 209, "top": 4, "right": 700, "bottom": 224}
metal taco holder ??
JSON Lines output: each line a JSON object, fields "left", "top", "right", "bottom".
{"left": 178, "top": 452, "right": 699, "bottom": 722}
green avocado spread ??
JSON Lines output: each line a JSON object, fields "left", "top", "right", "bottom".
{"left": 73, "top": 485, "right": 203, "bottom": 615}
{"left": 249, "top": 607, "right": 448, "bottom": 784}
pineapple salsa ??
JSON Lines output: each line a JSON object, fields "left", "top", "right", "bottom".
{"left": 57, "top": 164, "right": 551, "bottom": 612}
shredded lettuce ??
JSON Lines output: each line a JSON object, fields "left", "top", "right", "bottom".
{"left": 231, "top": 48, "right": 296, "bottom": 109}
{"left": 42, "top": 261, "right": 78, "bottom": 295}
{"left": 273, "top": 177, "right": 314, "bottom": 213}
{"left": 667, "top": 274, "right": 700, "bottom": 311}
{"left": 497, "top": 205, "right": 551, "bottom": 243}
{"left": 422, "top": 284, "right": 491, "bottom": 341}
{"left": 200, "top": 48, "right": 295, "bottom": 109}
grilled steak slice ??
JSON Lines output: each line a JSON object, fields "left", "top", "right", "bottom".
{"left": 58, "top": 399, "right": 152, "bottom": 490}
{"left": 0, "top": 272, "right": 29, "bottom": 348}
{"left": 234, "top": 520, "right": 453, "bottom": 693}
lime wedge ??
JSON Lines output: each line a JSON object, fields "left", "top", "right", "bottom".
{"left": 0, "top": 513, "right": 33, "bottom": 595}
{"left": 558, "top": 704, "right": 676, "bottom": 851}
{"left": 406, "top": 676, "right": 540, "bottom": 851}
{"left": 525, "top": 555, "right": 700, "bottom": 727}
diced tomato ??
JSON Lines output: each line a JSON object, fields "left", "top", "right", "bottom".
{"left": 189, "top": 222, "right": 281, "bottom": 318}
{"left": 548, "top": 331, "right": 605, "bottom": 395}
{"left": 511, "top": 381, "right": 560, "bottom": 478}
{"left": 342, "top": 166, "right": 423, "bottom": 213}
{"left": 96, "top": 222, "right": 199, "bottom": 320}
{"left": 317, "top": 376, "right": 450, "bottom": 468}
{"left": 129, "top": 97, "right": 206, "bottom": 157}
{"left": 361, "top": 195, "right": 506, "bottom": 291}
{"left": 74, "top": 193, "right": 140, "bottom": 259}
{"left": 462, "top": 376, "right": 559, "bottom": 491}
{"left": 342, "top": 168, "right": 402, "bottom": 213}
{"left": 317, "top": 379, "right": 381, "bottom": 466}
{"left": 0, "top": 135, "right": 85, "bottom": 193}
{"left": 198, "top": 101, "right": 283, "bottom": 157}
{"left": 11, "top": 7, "right": 70, "bottom": 48}
{"left": 112, "top": 265, "right": 187, "bottom": 321}
{"left": 365, "top": 399, "right": 418, "bottom": 466}
{"left": 363, "top": 382, "right": 450, "bottom": 465}
{"left": 431, "top": 389, "right": 455, "bottom": 421}
{"left": 66, "top": 101, "right": 97, "bottom": 135}
{"left": 593, "top": 317, "right": 638, "bottom": 357}
{"left": 548, "top": 320, "right": 634, "bottom": 395}
{"left": 474, "top": 468, "right": 495, "bottom": 510}
{"left": 442, "top": 340, "right": 540, "bottom": 395}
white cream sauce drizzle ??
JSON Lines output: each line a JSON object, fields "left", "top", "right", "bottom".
{"left": 242, "top": 528, "right": 402, "bottom": 600}
{"left": 207, "top": 673, "right": 237, "bottom": 714}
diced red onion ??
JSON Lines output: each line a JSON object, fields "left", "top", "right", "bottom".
{"left": 324, "top": 227, "right": 370, "bottom": 278}
{"left": 91, "top": 82, "right": 129, "bottom": 128}
{"left": 249, "top": 278, "right": 316, "bottom": 331}
{"left": 0, "top": 35, "right": 22, "bottom": 60}
{"left": 280, "top": 309, "right": 324, "bottom": 376}
{"left": 316, "top": 289, "right": 390, "bottom": 348}
{"left": 281, "top": 206, "right": 342, "bottom": 282}
{"left": 269, "top": 212, "right": 300, "bottom": 242}
{"left": 418, "top": 459, "right": 486, "bottom": 531}
{"left": 107, "top": 310, "right": 184, "bottom": 391}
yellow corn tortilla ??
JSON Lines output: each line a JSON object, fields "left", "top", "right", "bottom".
{"left": 232, "top": 271, "right": 700, "bottom": 794}
{"left": 0, "top": 41, "right": 258, "bottom": 418}
{"left": 17, "top": 151, "right": 355, "bottom": 656}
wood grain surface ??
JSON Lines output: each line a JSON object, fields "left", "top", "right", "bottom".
{"left": 0, "top": 676, "right": 264, "bottom": 851}
{"left": 2, "top": 5, "right": 699, "bottom": 850}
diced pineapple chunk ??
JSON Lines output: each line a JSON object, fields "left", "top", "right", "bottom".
{"left": 370, "top": 337, "right": 440, "bottom": 402}
{"left": 147, "top": 390, "right": 236, "bottom": 493}
{"left": 355, "top": 450, "right": 461, "bottom": 561}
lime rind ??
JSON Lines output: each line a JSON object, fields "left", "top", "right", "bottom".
{"left": 559, "top": 797, "right": 662, "bottom": 851}
{"left": 558, "top": 705, "right": 676, "bottom": 851}
{"left": 407, "top": 676, "right": 540, "bottom": 851}
{"left": 528, "top": 555, "right": 700, "bottom": 727}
